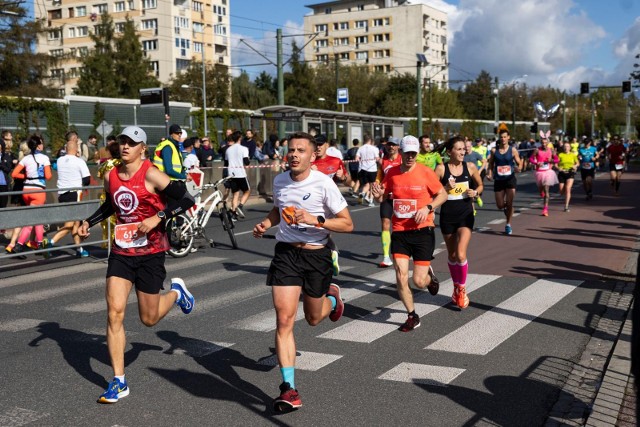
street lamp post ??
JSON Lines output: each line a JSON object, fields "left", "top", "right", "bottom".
{"left": 510, "top": 74, "right": 527, "bottom": 132}
{"left": 560, "top": 93, "right": 566, "bottom": 139}
{"left": 181, "top": 84, "right": 206, "bottom": 136}
{"left": 493, "top": 76, "right": 499, "bottom": 135}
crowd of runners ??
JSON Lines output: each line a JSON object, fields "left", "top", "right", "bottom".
{"left": 0, "top": 125, "right": 636, "bottom": 413}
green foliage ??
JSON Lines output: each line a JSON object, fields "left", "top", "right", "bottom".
{"left": 0, "top": 96, "right": 67, "bottom": 152}
{"left": 0, "top": 3, "right": 59, "bottom": 97}
{"left": 231, "top": 71, "right": 276, "bottom": 109}
{"left": 75, "top": 13, "right": 159, "bottom": 98}
{"left": 92, "top": 102, "right": 106, "bottom": 143}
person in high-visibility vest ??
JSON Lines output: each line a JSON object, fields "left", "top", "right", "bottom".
{"left": 153, "top": 124, "right": 186, "bottom": 180}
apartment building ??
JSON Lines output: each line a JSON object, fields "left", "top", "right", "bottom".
{"left": 303, "top": 0, "right": 448, "bottom": 88}
{"left": 35, "top": 0, "right": 231, "bottom": 97}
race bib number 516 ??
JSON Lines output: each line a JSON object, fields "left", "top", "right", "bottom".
{"left": 114, "top": 223, "right": 148, "bottom": 248}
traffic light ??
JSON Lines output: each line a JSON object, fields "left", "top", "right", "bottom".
{"left": 580, "top": 82, "right": 589, "bottom": 94}
{"left": 530, "top": 122, "right": 538, "bottom": 134}
{"left": 622, "top": 81, "right": 631, "bottom": 93}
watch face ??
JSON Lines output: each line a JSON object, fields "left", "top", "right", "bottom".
{"left": 157, "top": 211, "right": 166, "bottom": 218}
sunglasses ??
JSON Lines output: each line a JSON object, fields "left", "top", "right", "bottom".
{"left": 118, "top": 138, "right": 143, "bottom": 147}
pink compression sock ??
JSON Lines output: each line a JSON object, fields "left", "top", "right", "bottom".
{"left": 458, "top": 260, "right": 468, "bottom": 287}
{"left": 448, "top": 260, "right": 459, "bottom": 284}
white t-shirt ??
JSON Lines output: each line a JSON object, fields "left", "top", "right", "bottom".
{"left": 326, "top": 146, "right": 343, "bottom": 160}
{"left": 356, "top": 144, "right": 380, "bottom": 172}
{"left": 56, "top": 154, "right": 90, "bottom": 194}
{"left": 273, "top": 170, "right": 348, "bottom": 246}
{"left": 225, "top": 143, "right": 249, "bottom": 178}
{"left": 183, "top": 152, "right": 200, "bottom": 170}
{"left": 20, "top": 153, "right": 51, "bottom": 188}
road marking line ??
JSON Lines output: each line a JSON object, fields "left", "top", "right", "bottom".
{"left": 426, "top": 278, "right": 582, "bottom": 355}
{"left": 487, "top": 219, "right": 506, "bottom": 224}
{"left": 165, "top": 339, "right": 235, "bottom": 358}
{"left": 378, "top": 363, "right": 465, "bottom": 386}
{"left": 318, "top": 274, "right": 500, "bottom": 343}
{"left": 0, "top": 407, "right": 50, "bottom": 427}
{"left": 257, "top": 350, "right": 342, "bottom": 371}
{"left": 0, "top": 263, "right": 106, "bottom": 290}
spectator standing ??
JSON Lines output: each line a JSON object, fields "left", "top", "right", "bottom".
{"left": 242, "top": 129, "right": 257, "bottom": 160}
{"left": 198, "top": 137, "right": 215, "bottom": 167}
{"left": 153, "top": 124, "right": 186, "bottom": 181}
{"left": 10, "top": 135, "right": 52, "bottom": 258}
{"left": 326, "top": 138, "right": 343, "bottom": 160}
{"left": 345, "top": 138, "right": 361, "bottom": 196}
{"left": 45, "top": 136, "right": 91, "bottom": 257}
{"left": 0, "top": 130, "right": 17, "bottom": 209}
{"left": 98, "top": 135, "right": 117, "bottom": 163}
{"left": 263, "top": 134, "right": 278, "bottom": 160}
{"left": 355, "top": 134, "right": 380, "bottom": 205}
{"left": 182, "top": 138, "right": 200, "bottom": 170}
{"left": 87, "top": 134, "right": 99, "bottom": 163}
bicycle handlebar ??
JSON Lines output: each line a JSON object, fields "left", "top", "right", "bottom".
{"left": 202, "top": 176, "right": 232, "bottom": 190}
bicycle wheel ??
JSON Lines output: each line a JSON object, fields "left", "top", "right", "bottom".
{"left": 167, "top": 214, "right": 194, "bottom": 258}
{"left": 219, "top": 206, "right": 238, "bottom": 249}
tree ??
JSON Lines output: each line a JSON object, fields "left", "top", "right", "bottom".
{"left": 458, "top": 70, "right": 494, "bottom": 120}
{"left": 284, "top": 40, "right": 317, "bottom": 107}
{"left": 230, "top": 71, "right": 275, "bottom": 109}
{"left": 75, "top": 13, "right": 159, "bottom": 98}
{"left": 0, "top": 1, "right": 58, "bottom": 97}
{"left": 168, "top": 60, "right": 232, "bottom": 108}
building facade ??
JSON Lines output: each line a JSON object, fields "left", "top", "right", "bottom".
{"left": 303, "top": 0, "right": 448, "bottom": 88}
{"left": 34, "top": 0, "right": 232, "bottom": 97}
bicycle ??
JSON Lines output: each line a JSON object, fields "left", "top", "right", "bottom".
{"left": 166, "top": 176, "right": 238, "bottom": 258}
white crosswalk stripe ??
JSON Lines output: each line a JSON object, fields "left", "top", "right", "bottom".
{"left": 426, "top": 278, "right": 582, "bottom": 355}
{"left": 378, "top": 363, "right": 466, "bottom": 386}
{"left": 318, "top": 274, "right": 500, "bottom": 343}
{"left": 257, "top": 350, "right": 343, "bottom": 371}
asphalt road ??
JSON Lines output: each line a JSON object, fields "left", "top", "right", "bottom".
{"left": 0, "top": 168, "right": 637, "bottom": 427}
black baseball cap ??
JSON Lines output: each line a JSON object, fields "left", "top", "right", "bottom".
{"left": 315, "top": 134, "right": 328, "bottom": 145}
{"left": 169, "top": 124, "right": 181, "bottom": 135}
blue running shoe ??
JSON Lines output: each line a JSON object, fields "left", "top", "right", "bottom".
{"left": 505, "top": 224, "right": 513, "bottom": 235}
{"left": 98, "top": 378, "right": 129, "bottom": 404}
{"left": 77, "top": 249, "right": 89, "bottom": 258}
{"left": 171, "top": 278, "right": 194, "bottom": 314}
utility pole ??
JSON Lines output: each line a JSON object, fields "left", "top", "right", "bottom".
{"left": 494, "top": 76, "right": 499, "bottom": 135}
{"left": 201, "top": 21, "right": 208, "bottom": 137}
{"left": 276, "top": 29, "right": 284, "bottom": 138}
{"left": 335, "top": 55, "right": 340, "bottom": 112}
{"left": 416, "top": 60, "right": 423, "bottom": 136}
{"left": 574, "top": 94, "right": 578, "bottom": 138}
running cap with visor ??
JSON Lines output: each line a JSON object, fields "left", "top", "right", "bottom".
{"left": 118, "top": 126, "right": 147, "bottom": 144}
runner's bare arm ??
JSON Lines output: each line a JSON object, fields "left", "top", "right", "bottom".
{"left": 253, "top": 206, "right": 280, "bottom": 238}
{"left": 467, "top": 162, "right": 484, "bottom": 197}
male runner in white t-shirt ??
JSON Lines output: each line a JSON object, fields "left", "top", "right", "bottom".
{"left": 225, "top": 130, "right": 250, "bottom": 218}
{"left": 253, "top": 131, "right": 353, "bottom": 413}
{"left": 355, "top": 134, "right": 380, "bottom": 205}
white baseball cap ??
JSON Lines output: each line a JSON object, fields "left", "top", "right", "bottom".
{"left": 117, "top": 126, "right": 147, "bottom": 144}
{"left": 400, "top": 135, "right": 419, "bottom": 153}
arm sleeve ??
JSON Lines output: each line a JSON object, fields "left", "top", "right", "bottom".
{"left": 243, "top": 156, "right": 250, "bottom": 166}
{"left": 85, "top": 196, "right": 116, "bottom": 227}
{"left": 160, "top": 180, "right": 195, "bottom": 218}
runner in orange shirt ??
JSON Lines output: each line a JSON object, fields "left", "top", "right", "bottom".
{"left": 371, "top": 135, "right": 448, "bottom": 332}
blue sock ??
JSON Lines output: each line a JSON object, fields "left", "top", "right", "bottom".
{"left": 327, "top": 295, "right": 337, "bottom": 310}
{"left": 280, "top": 367, "right": 295, "bottom": 389}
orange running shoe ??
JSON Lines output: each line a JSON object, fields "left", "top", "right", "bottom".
{"left": 452, "top": 285, "right": 459, "bottom": 304}
{"left": 456, "top": 286, "right": 469, "bottom": 309}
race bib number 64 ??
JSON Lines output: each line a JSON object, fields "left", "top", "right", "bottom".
{"left": 115, "top": 223, "right": 148, "bottom": 248}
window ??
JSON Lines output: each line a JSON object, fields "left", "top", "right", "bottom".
{"left": 355, "top": 20, "right": 367, "bottom": 29}
{"left": 355, "top": 36, "right": 368, "bottom": 45}
{"left": 50, "top": 49, "right": 64, "bottom": 57}
{"left": 373, "top": 33, "right": 390, "bottom": 42}
{"left": 176, "top": 58, "right": 191, "bottom": 71}
{"left": 213, "top": 5, "right": 226, "bottom": 15}
{"left": 48, "top": 9, "right": 62, "bottom": 20}
{"left": 357, "top": 4, "right": 365, "bottom": 10}
{"left": 440, "top": 35, "right": 447, "bottom": 45}
{"left": 174, "top": 17, "right": 189, "bottom": 29}
{"left": 50, "top": 68, "right": 65, "bottom": 79}
{"left": 142, "top": 0, "right": 157, "bottom": 9}
{"left": 175, "top": 37, "right": 190, "bottom": 56}
{"left": 48, "top": 29, "right": 61, "bottom": 40}
{"left": 76, "top": 6, "right": 86, "bottom": 16}
{"left": 316, "top": 54, "right": 329, "bottom": 62}
{"left": 150, "top": 61, "right": 159, "bottom": 77}
{"left": 333, "top": 37, "right": 349, "bottom": 46}
{"left": 95, "top": 3, "right": 108, "bottom": 13}
{"left": 193, "top": 22, "right": 204, "bottom": 33}
{"left": 339, "top": 22, "right": 349, "bottom": 30}
{"left": 339, "top": 52, "right": 349, "bottom": 60}
{"left": 214, "top": 25, "right": 226, "bottom": 35}
{"left": 114, "top": 1, "right": 125, "bottom": 12}
{"left": 128, "top": 0, "right": 134, "bottom": 10}
{"left": 142, "top": 19, "right": 157, "bottom": 30}
{"left": 115, "top": 22, "right": 125, "bottom": 33}
{"left": 316, "top": 39, "right": 328, "bottom": 48}
{"left": 68, "top": 68, "right": 79, "bottom": 78}
{"left": 355, "top": 51, "right": 368, "bottom": 60}
{"left": 315, "top": 24, "right": 327, "bottom": 33}
{"left": 194, "top": 41, "right": 203, "bottom": 53}
{"left": 69, "top": 47, "right": 77, "bottom": 57}
{"left": 79, "top": 47, "right": 89, "bottom": 57}
{"left": 78, "top": 26, "right": 88, "bottom": 36}
{"left": 193, "top": 1, "right": 203, "bottom": 12}
{"left": 373, "top": 18, "right": 389, "bottom": 27}
{"left": 68, "top": 27, "right": 75, "bottom": 38}
{"left": 325, "top": 7, "right": 331, "bottom": 14}
{"left": 142, "top": 40, "right": 157, "bottom": 51}
{"left": 373, "top": 49, "right": 390, "bottom": 58}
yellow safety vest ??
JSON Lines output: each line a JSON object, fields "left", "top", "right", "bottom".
{"left": 153, "top": 139, "right": 184, "bottom": 179}
{"left": 472, "top": 145, "right": 487, "bottom": 167}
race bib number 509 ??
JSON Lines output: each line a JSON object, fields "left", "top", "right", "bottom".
{"left": 393, "top": 199, "right": 417, "bottom": 218}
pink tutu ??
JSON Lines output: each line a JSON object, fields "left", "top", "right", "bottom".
{"left": 535, "top": 169, "right": 559, "bottom": 186}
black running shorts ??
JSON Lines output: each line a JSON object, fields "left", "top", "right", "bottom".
{"left": 558, "top": 170, "right": 575, "bottom": 184}
{"left": 580, "top": 168, "right": 595, "bottom": 180}
{"left": 229, "top": 177, "right": 250, "bottom": 193}
{"left": 390, "top": 227, "right": 436, "bottom": 262}
{"left": 493, "top": 175, "right": 517, "bottom": 192}
{"left": 106, "top": 252, "right": 166, "bottom": 294}
{"left": 440, "top": 211, "right": 475, "bottom": 235}
{"left": 267, "top": 242, "right": 332, "bottom": 298}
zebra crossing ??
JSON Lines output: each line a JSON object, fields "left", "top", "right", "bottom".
{"left": 0, "top": 255, "right": 584, "bottom": 385}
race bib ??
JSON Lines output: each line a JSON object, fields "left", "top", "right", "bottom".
{"left": 497, "top": 165, "right": 512, "bottom": 176}
{"left": 447, "top": 181, "right": 469, "bottom": 200}
{"left": 581, "top": 162, "right": 592, "bottom": 169}
{"left": 393, "top": 199, "right": 417, "bottom": 218}
{"left": 615, "top": 163, "right": 623, "bottom": 171}
{"left": 538, "top": 162, "right": 550, "bottom": 171}
{"left": 114, "top": 223, "right": 148, "bottom": 248}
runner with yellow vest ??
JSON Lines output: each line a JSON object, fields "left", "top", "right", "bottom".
{"left": 153, "top": 124, "right": 186, "bottom": 180}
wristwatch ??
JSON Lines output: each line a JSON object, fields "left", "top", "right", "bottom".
{"left": 157, "top": 210, "right": 166, "bottom": 220}
{"left": 427, "top": 205, "right": 433, "bottom": 212}
{"left": 316, "top": 215, "right": 325, "bottom": 227}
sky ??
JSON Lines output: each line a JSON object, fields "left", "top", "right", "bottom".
{"left": 230, "top": 0, "right": 640, "bottom": 93}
